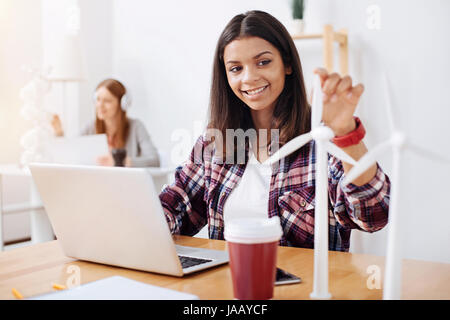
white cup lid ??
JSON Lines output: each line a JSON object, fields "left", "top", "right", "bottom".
{"left": 224, "top": 216, "right": 283, "bottom": 244}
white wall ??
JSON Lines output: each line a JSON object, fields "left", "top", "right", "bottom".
{"left": 0, "top": 0, "right": 42, "bottom": 163}
{"left": 0, "top": 0, "right": 114, "bottom": 243}
{"left": 42, "top": 0, "right": 113, "bottom": 135}
{"left": 1, "top": 0, "right": 449, "bottom": 263}
{"left": 78, "top": 0, "right": 113, "bottom": 127}
{"left": 314, "top": 0, "right": 450, "bottom": 263}
{"left": 110, "top": 0, "right": 450, "bottom": 263}
{"left": 0, "top": 0, "right": 42, "bottom": 243}
{"left": 112, "top": 0, "right": 294, "bottom": 164}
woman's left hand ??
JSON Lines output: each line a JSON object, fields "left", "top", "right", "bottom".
{"left": 313, "top": 68, "right": 364, "bottom": 136}
{"left": 124, "top": 156, "right": 132, "bottom": 167}
{"left": 96, "top": 153, "right": 114, "bottom": 166}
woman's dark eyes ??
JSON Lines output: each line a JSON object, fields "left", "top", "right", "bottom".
{"left": 230, "top": 66, "right": 242, "bottom": 72}
{"left": 229, "top": 60, "right": 272, "bottom": 73}
{"left": 258, "top": 59, "right": 271, "bottom": 66}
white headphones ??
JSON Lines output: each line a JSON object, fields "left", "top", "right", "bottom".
{"left": 119, "top": 92, "right": 131, "bottom": 111}
{"left": 93, "top": 80, "right": 132, "bottom": 112}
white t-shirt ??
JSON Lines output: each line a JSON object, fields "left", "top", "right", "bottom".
{"left": 223, "top": 145, "right": 272, "bottom": 224}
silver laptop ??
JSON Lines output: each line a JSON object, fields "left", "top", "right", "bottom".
{"left": 29, "top": 163, "right": 228, "bottom": 276}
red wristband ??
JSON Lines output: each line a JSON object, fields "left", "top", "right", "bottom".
{"left": 332, "top": 117, "right": 365, "bottom": 148}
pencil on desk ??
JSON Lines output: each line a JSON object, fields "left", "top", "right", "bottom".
{"left": 12, "top": 288, "right": 23, "bottom": 299}
{"left": 52, "top": 283, "right": 67, "bottom": 290}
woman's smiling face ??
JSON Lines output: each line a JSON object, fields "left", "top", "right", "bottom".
{"left": 95, "top": 86, "right": 121, "bottom": 121}
{"left": 223, "top": 36, "right": 291, "bottom": 113}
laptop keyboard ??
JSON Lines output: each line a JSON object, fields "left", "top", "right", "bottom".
{"left": 178, "top": 255, "right": 213, "bottom": 269}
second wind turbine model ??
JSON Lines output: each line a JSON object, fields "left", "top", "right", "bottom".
{"left": 342, "top": 72, "right": 450, "bottom": 300}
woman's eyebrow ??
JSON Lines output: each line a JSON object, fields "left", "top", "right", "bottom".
{"left": 253, "top": 50, "right": 273, "bottom": 59}
{"left": 225, "top": 50, "right": 273, "bottom": 65}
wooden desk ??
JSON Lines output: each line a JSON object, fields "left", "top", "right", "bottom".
{"left": 0, "top": 236, "right": 449, "bottom": 300}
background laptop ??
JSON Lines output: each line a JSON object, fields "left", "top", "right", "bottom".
{"left": 29, "top": 163, "right": 228, "bottom": 276}
{"left": 45, "top": 134, "right": 109, "bottom": 165}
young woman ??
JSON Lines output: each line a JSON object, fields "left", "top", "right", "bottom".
{"left": 52, "top": 79, "right": 160, "bottom": 167}
{"left": 159, "top": 11, "right": 390, "bottom": 251}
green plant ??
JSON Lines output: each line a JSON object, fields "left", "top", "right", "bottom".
{"left": 292, "top": 0, "right": 304, "bottom": 20}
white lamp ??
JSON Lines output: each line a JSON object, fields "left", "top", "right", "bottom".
{"left": 49, "top": 34, "right": 87, "bottom": 81}
{"left": 48, "top": 0, "right": 87, "bottom": 138}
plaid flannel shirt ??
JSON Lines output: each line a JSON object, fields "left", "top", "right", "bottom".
{"left": 159, "top": 134, "right": 390, "bottom": 252}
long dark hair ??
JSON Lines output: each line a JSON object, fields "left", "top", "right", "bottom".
{"left": 95, "top": 78, "right": 130, "bottom": 149}
{"left": 208, "top": 10, "right": 311, "bottom": 160}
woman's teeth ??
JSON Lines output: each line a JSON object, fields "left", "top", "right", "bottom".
{"left": 245, "top": 85, "right": 267, "bottom": 95}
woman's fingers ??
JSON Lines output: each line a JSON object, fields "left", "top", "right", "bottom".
{"left": 347, "top": 83, "right": 365, "bottom": 102}
{"left": 51, "top": 114, "right": 60, "bottom": 127}
{"left": 322, "top": 73, "right": 340, "bottom": 102}
{"left": 96, "top": 154, "right": 111, "bottom": 166}
{"left": 314, "top": 68, "right": 340, "bottom": 102}
{"left": 313, "top": 67, "right": 329, "bottom": 85}
{"left": 323, "top": 73, "right": 340, "bottom": 94}
{"left": 336, "top": 75, "right": 352, "bottom": 95}
{"left": 51, "top": 114, "right": 64, "bottom": 136}
{"left": 313, "top": 68, "right": 363, "bottom": 104}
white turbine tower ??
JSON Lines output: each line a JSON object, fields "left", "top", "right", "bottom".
{"left": 342, "top": 73, "right": 450, "bottom": 299}
{"left": 265, "top": 74, "right": 357, "bottom": 299}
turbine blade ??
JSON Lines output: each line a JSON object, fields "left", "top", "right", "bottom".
{"left": 342, "top": 140, "right": 393, "bottom": 186}
{"left": 381, "top": 71, "right": 396, "bottom": 132}
{"left": 311, "top": 74, "right": 323, "bottom": 129}
{"left": 408, "top": 142, "right": 450, "bottom": 164}
{"left": 325, "top": 141, "right": 357, "bottom": 165}
{"left": 264, "top": 132, "right": 313, "bottom": 165}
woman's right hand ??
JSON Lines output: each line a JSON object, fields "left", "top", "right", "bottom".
{"left": 51, "top": 114, "right": 64, "bottom": 137}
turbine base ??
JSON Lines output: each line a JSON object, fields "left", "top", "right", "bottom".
{"left": 310, "top": 291, "right": 332, "bottom": 300}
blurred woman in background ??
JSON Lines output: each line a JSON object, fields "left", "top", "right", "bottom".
{"left": 52, "top": 78, "right": 160, "bottom": 167}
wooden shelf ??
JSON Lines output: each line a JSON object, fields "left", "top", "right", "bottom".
{"left": 291, "top": 24, "right": 348, "bottom": 76}
{"left": 291, "top": 33, "right": 322, "bottom": 40}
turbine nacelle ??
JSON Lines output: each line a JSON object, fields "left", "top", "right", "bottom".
{"left": 390, "top": 132, "right": 406, "bottom": 149}
{"left": 311, "top": 126, "right": 334, "bottom": 141}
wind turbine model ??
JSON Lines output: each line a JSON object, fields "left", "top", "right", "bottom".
{"left": 342, "top": 73, "right": 450, "bottom": 300}
{"left": 264, "top": 74, "right": 357, "bottom": 299}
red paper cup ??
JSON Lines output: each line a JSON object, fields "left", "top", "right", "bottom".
{"left": 224, "top": 217, "right": 282, "bottom": 300}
